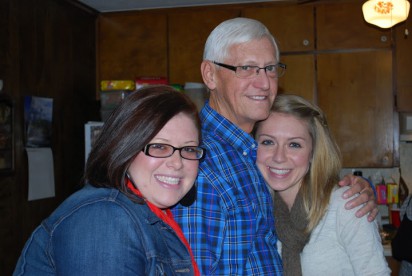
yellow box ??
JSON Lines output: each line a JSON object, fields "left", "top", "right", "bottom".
{"left": 386, "top": 183, "right": 399, "bottom": 204}
{"left": 101, "top": 80, "right": 135, "bottom": 91}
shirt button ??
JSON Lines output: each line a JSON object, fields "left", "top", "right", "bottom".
{"left": 243, "top": 151, "right": 247, "bottom": 156}
{"left": 251, "top": 144, "right": 256, "bottom": 149}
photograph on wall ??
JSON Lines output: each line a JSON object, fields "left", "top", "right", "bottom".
{"left": 84, "top": 121, "right": 104, "bottom": 163}
{"left": 24, "top": 96, "right": 53, "bottom": 148}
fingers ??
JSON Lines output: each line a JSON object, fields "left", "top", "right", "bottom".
{"left": 338, "top": 174, "right": 354, "bottom": 189}
{"left": 360, "top": 184, "right": 374, "bottom": 199}
{"left": 341, "top": 175, "right": 371, "bottom": 199}
{"left": 344, "top": 191, "right": 369, "bottom": 209}
{"left": 354, "top": 198, "right": 377, "bottom": 219}
{"left": 340, "top": 173, "right": 378, "bottom": 222}
{"left": 344, "top": 190, "right": 379, "bottom": 222}
{"left": 367, "top": 204, "right": 379, "bottom": 222}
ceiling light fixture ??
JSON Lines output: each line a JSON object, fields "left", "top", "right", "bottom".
{"left": 362, "top": 0, "right": 410, "bottom": 28}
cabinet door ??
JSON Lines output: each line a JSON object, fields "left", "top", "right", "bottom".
{"left": 278, "top": 54, "right": 316, "bottom": 102}
{"left": 395, "top": 17, "right": 412, "bottom": 112}
{"left": 243, "top": 5, "right": 315, "bottom": 52}
{"left": 317, "top": 50, "right": 394, "bottom": 167}
{"left": 98, "top": 12, "right": 168, "bottom": 81}
{"left": 317, "top": 2, "right": 392, "bottom": 50}
{"left": 168, "top": 9, "right": 240, "bottom": 84}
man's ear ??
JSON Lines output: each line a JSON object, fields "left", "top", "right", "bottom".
{"left": 201, "top": 60, "right": 217, "bottom": 91}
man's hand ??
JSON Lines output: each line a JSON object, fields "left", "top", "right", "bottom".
{"left": 339, "top": 174, "right": 378, "bottom": 222}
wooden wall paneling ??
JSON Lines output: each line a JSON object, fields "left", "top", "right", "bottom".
{"left": 395, "top": 16, "right": 412, "bottom": 112}
{"left": 243, "top": 4, "right": 315, "bottom": 52}
{"left": 317, "top": 50, "right": 394, "bottom": 167}
{"left": 98, "top": 12, "right": 168, "bottom": 83}
{"left": 0, "top": 1, "right": 19, "bottom": 272}
{"left": 0, "top": 1, "right": 8, "bottom": 71}
{"left": 168, "top": 9, "right": 241, "bottom": 85}
{"left": 278, "top": 54, "right": 316, "bottom": 102}
{"left": 0, "top": 0, "right": 98, "bottom": 274}
{"left": 316, "top": 1, "right": 392, "bottom": 50}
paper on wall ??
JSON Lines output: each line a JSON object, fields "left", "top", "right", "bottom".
{"left": 26, "top": 147, "right": 55, "bottom": 201}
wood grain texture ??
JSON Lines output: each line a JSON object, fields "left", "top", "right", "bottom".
{"left": 317, "top": 50, "right": 394, "bottom": 167}
{"left": 168, "top": 9, "right": 240, "bottom": 84}
{"left": 395, "top": 16, "right": 412, "bottom": 112}
{"left": 243, "top": 5, "right": 315, "bottom": 52}
{"left": 0, "top": 0, "right": 98, "bottom": 274}
{"left": 278, "top": 54, "right": 316, "bottom": 102}
{"left": 317, "top": 1, "right": 392, "bottom": 50}
{"left": 98, "top": 12, "right": 168, "bottom": 81}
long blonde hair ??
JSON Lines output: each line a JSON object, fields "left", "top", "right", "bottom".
{"left": 257, "top": 94, "right": 342, "bottom": 232}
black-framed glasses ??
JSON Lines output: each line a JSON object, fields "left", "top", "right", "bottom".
{"left": 213, "top": 61, "right": 286, "bottom": 79}
{"left": 142, "top": 143, "right": 206, "bottom": 160}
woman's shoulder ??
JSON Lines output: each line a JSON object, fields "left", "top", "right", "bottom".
{"left": 327, "top": 186, "right": 371, "bottom": 226}
{"left": 52, "top": 185, "right": 128, "bottom": 212}
{"left": 43, "top": 185, "right": 149, "bottom": 232}
{"left": 329, "top": 186, "right": 352, "bottom": 205}
{"left": 328, "top": 186, "right": 362, "bottom": 214}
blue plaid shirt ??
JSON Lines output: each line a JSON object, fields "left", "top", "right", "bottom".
{"left": 172, "top": 102, "right": 283, "bottom": 275}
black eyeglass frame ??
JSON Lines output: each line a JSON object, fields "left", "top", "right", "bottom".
{"left": 212, "top": 61, "right": 287, "bottom": 78}
{"left": 142, "top": 143, "right": 206, "bottom": 160}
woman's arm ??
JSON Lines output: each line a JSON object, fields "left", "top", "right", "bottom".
{"left": 337, "top": 190, "right": 390, "bottom": 276}
{"left": 52, "top": 202, "right": 146, "bottom": 275}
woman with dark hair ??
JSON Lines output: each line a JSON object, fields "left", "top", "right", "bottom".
{"left": 14, "top": 85, "right": 203, "bottom": 276}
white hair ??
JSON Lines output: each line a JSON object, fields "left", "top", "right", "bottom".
{"left": 203, "top": 17, "right": 280, "bottom": 62}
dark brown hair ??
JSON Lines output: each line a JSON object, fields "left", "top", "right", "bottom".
{"left": 83, "top": 85, "right": 201, "bottom": 198}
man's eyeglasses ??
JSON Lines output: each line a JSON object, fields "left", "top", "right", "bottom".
{"left": 212, "top": 61, "right": 286, "bottom": 79}
{"left": 142, "top": 143, "right": 206, "bottom": 160}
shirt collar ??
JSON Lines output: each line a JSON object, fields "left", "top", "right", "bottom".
{"left": 200, "top": 101, "right": 258, "bottom": 160}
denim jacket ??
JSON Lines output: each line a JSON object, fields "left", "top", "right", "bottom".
{"left": 14, "top": 184, "right": 195, "bottom": 276}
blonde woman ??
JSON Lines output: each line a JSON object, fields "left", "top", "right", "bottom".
{"left": 255, "top": 94, "right": 390, "bottom": 276}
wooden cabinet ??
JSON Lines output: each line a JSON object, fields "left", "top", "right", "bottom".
{"left": 314, "top": 1, "right": 396, "bottom": 167}
{"left": 278, "top": 54, "right": 316, "bottom": 102}
{"left": 98, "top": 9, "right": 240, "bottom": 85}
{"left": 280, "top": 50, "right": 395, "bottom": 167}
{"left": 395, "top": 16, "right": 412, "bottom": 112}
{"left": 316, "top": 2, "right": 392, "bottom": 50}
{"left": 238, "top": 5, "right": 316, "bottom": 101}
{"left": 317, "top": 51, "right": 394, "bottom": 167}
{"left": 98, "top": 12, "right": 168, "bottom": 81}
{"left": 243, "top": 5, "right": 315, "bottom": 52}
{"left": 95, "top": 1, "right": 400, "bottom": 167}
{"left": 275, "top": 2, "right": 396, "bottom": 167}
{"left": 168, "top": 9, "right": 240, "bottom": 84}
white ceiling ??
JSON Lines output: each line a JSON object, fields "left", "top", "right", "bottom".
{"left": 76, "top": 0, "right": 294, "bottom": 13}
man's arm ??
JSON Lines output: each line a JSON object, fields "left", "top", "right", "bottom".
{"left": 338, "top": 174, "right": 378, "bottom": 222}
